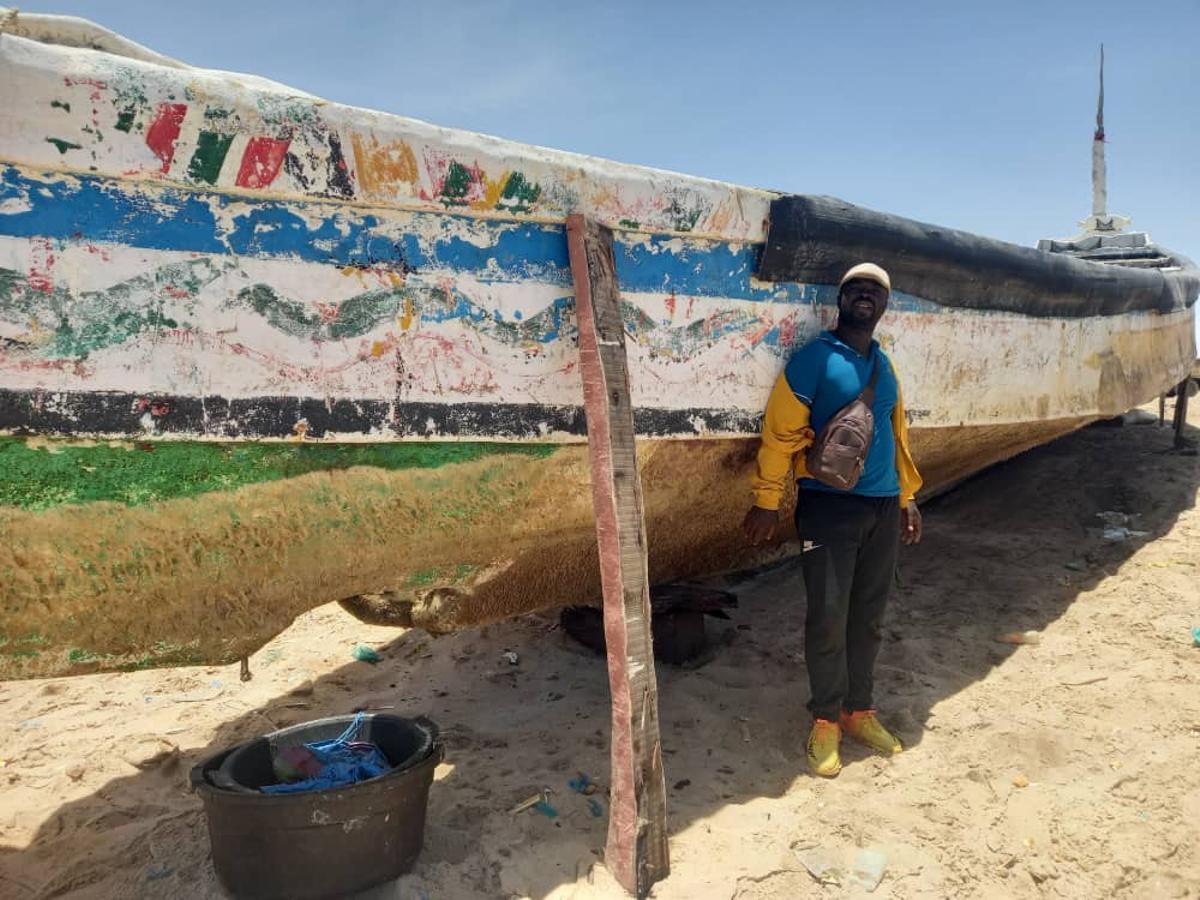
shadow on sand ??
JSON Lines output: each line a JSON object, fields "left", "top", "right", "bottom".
{"left": 1, "top": 416, "right": 1196, "bottom": 899}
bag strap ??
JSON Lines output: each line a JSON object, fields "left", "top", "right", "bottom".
{"left": 860, "top": 355, "right": 881, "bottom": 406}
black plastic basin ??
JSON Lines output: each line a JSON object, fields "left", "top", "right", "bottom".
{"left": 190, "top": 714, "right": 441, "bottom": 900}
{"left": 213, "top": 713, "right": 437, "bottom": 794}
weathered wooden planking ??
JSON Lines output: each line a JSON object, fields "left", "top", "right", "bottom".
{"left": 2, "top": 15, "right": 1198, "bottom": 683}
{"left": 1, "top": 31, "right": 769, "bottom": 239}
{"left": 567, "top": 214, "right": 669, "bottom": 896}
{"left": 3, "top": 30, "right": 1196, "bottom": 442}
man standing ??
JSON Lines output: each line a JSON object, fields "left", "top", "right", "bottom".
{"left": 743, "top": 262, "right": 923, "bottom": 778}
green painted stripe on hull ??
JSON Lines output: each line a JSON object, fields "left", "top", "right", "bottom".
{"left": 0, "top": 437, "right": 558, "bottom": 511}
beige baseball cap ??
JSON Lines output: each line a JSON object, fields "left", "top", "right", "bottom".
{"left": 839, "top": 262, "right": 891, "bottom": 293}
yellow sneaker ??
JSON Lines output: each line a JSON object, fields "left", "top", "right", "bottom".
{"left": 839, "top": 709, "right": 902, "bottom": 755}
{"left": 806, "top": 719, "right": 842, "bottom": 778}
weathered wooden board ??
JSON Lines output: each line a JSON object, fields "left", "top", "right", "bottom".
{"left": 568, "top": 214, "right": 669, "bottom": 896}
{"left": 1173, "top": 377, "right": 1193, "bottom": 449}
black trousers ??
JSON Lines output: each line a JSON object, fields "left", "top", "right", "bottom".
{"left": 794, "top": 490, "right": 901, "bottom": 722}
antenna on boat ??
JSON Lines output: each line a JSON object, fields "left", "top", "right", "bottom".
{"left": 1079, "top": 43, "right": 1131, "bottom": 236}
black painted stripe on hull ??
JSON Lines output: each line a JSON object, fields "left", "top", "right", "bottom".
{"left": 0, "top": 388, "right": 762, "bottom": 440}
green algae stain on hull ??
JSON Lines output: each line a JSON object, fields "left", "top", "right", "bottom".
{"left": 0, "top": 437, "right": 569, "bottom": 677}
{"left": 0, "top": 437, "right": 558, "bottom": 511}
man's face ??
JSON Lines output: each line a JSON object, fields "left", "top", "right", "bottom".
{"left": 837, "top": 278, "right": 889, "bottom": 329}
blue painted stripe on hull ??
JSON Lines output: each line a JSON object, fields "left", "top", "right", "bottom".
{"left": 0, "top": 167, "right": 938, "bottom": 312}
{"left": 0, "top": 166, "right": 570, "bottom": 282}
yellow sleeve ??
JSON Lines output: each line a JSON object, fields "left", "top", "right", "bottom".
{"left": 890, "top": 360, "right": 923, "bottom": 508}
{"left": 750, "top": 374, "right": 815, "bottom": 511}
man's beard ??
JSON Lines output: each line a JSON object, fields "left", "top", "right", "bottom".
{"left": 837, "top": 308, "right": 878, "bottom": 333}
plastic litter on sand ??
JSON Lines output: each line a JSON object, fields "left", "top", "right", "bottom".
{"left": 353, "top": 645, "right": 382, "bottom": 664}
{"left": 996, "top": 631, "right": 1041, "bottom": 645}
{"left": 851, "top": 848, "right": 888, "bottom": 892}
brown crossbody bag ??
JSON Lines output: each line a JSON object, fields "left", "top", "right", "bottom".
{"left": 804, "top": 357, "right": 881, "bottom": 490}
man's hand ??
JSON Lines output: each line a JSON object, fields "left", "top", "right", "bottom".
{"left": 743, "top": 506, "right": 779, "bottom": 544}
{"left": 901, "top": 503, "right": 923, "bottom": 545}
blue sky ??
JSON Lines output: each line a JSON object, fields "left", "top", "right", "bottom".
{"left": 25, "top": 2, "right": 1200, "bottom": 305}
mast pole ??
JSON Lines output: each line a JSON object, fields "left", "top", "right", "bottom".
{"left": 1091, "top": 44, "right": 1106, "bottom": 218}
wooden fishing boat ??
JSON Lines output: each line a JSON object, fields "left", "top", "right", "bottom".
{"left": 1, "top": 13, "right": 1195, "bottom": 678}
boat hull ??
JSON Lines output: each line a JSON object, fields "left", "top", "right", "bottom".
{"left": 0, "top": 26, "right": 1196, "bottom": 678}
{"left": 0, "top": 401, "right": 1190, "bottom": 679}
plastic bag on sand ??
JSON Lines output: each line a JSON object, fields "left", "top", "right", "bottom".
{"left": 262, "top": 713, "right": 391, "bottom": 794}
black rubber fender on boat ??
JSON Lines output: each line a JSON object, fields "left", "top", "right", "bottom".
{"left": 757, "top": 195, "right": 1200, "bottom": 318}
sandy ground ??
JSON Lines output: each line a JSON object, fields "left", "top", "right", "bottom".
{"left": 1, "top": 402, "right": 1198, "bottom": 900}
